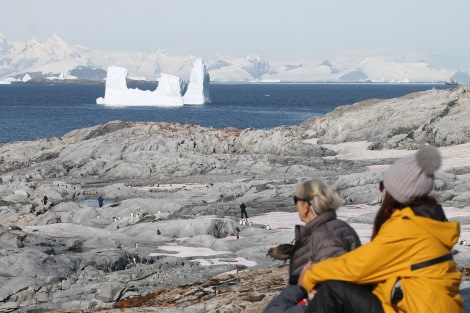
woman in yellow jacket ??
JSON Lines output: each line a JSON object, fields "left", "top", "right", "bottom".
{"left": 298, "top": 146, "right": 463, "bottom": 313}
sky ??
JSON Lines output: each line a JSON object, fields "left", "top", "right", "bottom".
{"left": 1, "top": 0, "right": 469, "bottom": 68}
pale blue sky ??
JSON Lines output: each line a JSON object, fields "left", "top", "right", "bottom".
{"left": 1, "top": 0, "right": 469, "bottom": 68}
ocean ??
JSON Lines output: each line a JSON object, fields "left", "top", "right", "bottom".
{"left": 0, "top": 83, "right": 451, "bottom": 144}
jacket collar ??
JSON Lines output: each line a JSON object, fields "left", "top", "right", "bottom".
{"left": 411, "top": 203, "right": 448, "bottom": 221}
{"left": 296, "top": 210, "right": 337, "bottom": 237}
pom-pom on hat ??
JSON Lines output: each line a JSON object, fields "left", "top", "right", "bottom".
{"left": 383, "top": 146, "right": 441, "bottom": 203}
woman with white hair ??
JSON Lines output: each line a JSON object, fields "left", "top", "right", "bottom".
{"left": 264, "top": 179, "right": 361, "bottom": 313}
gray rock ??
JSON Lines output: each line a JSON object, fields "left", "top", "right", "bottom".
{"left": 301, "top": 84, "right": 470, "bottom": 148}
{"left": 95, "top": 281, "right": 126, "bottom": 302}
{"left": 0, "top": 84, "right": 469, "bottom": 311}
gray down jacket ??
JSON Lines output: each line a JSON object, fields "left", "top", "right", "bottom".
{"left": 288, "top": 210, "right": 361, "bottom": 285}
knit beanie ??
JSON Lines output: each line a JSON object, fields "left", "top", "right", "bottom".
{"left": 383, "top": 146, "right": 441, "bottom": 203}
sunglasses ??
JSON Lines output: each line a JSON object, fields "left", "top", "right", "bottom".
{"left": 293, "top": 195, "right": 311, "bottom": 206}
{"left": 379, "top": 181, "right": 384, "bottom": 192}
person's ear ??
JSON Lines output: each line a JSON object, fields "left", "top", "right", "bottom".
{"left": 302, "top": 201, "right": 310, "bottom": 215}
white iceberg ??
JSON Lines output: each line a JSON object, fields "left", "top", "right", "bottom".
{"left": 96, "top": 58, "right": 210, "bottom": 106}
{"left": 183, "top": 58, "right": 211, "bottom": 104}
{"left": 96, "top": 67, "right": 185, "bottom": 107}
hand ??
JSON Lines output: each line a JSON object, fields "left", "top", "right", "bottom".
{"left": 307, "top": 289, "right": 317, "bottom": 300}
{"left": 297, "top": 261, "right": 313, "bottom": 289}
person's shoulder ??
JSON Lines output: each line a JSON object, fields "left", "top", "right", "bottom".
{"left": 326, "top": 218, "right": 358, "bottom": 236}
{"left": 326, "top": 216, "right": 351, "bottom": 227}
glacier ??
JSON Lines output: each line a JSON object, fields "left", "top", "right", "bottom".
{"left": 96, "top": 58, "right": 210, "bottom": 107}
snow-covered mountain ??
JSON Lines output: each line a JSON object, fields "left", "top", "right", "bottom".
{"left": 0, "top": 32, "right": 469, "bottom": 83}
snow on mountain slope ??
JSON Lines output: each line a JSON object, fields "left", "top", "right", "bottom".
{"left": 262, "top": 61, "right": 337, "bottom": 82}
{"left": 0, "top": 32, "right": 468, "bottom": 83}
{"left": 353, "top": 57, "right": 455, "bottom": 83}
{"left": 208, "top": 55, "right": 270, "bottom": 81}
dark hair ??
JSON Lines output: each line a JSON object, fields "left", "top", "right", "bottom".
{"left": 372, "top": 192, "right": 438, "bottom": 239}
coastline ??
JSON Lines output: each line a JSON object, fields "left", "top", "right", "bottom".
{"left": 0, "top": 83, "right": 469, "bottom": 312}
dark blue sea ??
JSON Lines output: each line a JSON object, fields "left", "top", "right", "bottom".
{"left": 0, "top": 83, "right": 450, "bottom": 144}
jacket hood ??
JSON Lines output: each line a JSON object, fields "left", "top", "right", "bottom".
{"left": 396, "top": 206, "right": 459, "bottom": 250}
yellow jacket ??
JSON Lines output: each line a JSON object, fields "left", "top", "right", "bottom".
{"left": 302, "top": 207, "right": 463, "bottom": 313}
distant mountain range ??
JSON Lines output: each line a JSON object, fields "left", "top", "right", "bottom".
{"left": 1, "top": 33, "right": 469, "bottom": 84}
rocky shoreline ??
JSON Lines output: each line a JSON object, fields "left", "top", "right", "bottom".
{"left": 1, "top": 84, "right": 469, "bottom": 312}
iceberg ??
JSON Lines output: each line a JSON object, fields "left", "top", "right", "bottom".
{"left": 183, "top": 58, "right": 211, "bottom": 104}
{"left": 96, "top": 67, "right": 185, "bottom": 107}
{"left": 96, "top": 58, "right": 210, "bottom": 107}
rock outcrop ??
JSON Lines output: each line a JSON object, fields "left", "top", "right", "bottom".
{"left": 0, "top": 84, "right": 469, "bottom": 312}
{"left": 301, "top": 85, "right": 470, "bottom": 149}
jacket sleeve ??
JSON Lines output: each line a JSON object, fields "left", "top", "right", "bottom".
{"left": 263, "top": 285, "right": 308, "bottom": 313}
{"left": 302, "top": 221, "right": 412, "bottom": 291}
